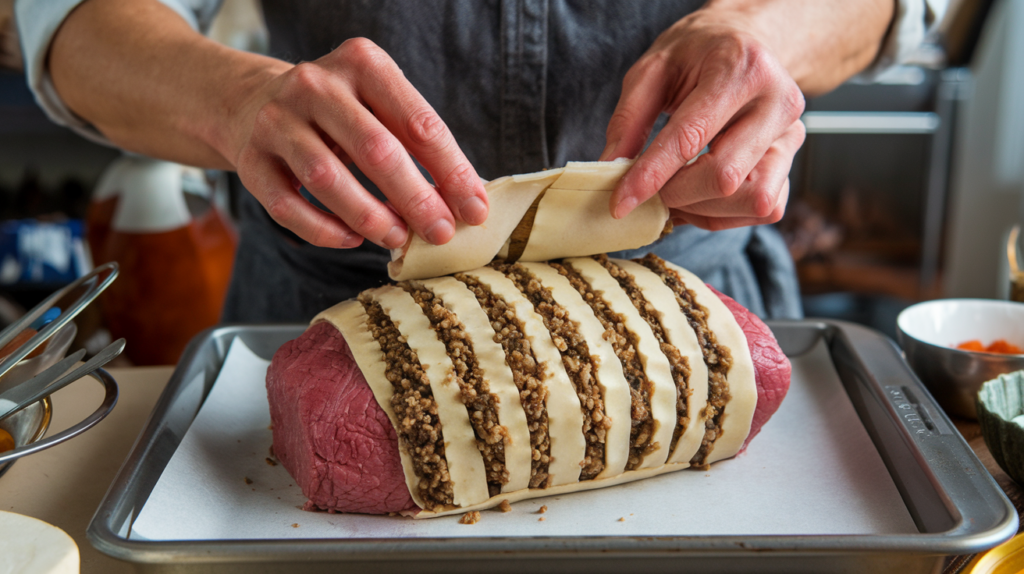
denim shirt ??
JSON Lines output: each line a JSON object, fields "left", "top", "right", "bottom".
{"left": 220, "top": 0, "right": 802, "bottom": 323}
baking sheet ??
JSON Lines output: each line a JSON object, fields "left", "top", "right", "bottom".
{"left": 129, "top": 336, "right": 917, "bottom": 540}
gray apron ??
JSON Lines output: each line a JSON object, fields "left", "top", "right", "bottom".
{"left": 222, "top": 0, "right": 802, "bottom": 322}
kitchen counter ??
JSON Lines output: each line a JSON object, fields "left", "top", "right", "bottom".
{"left": 0, "top": 366, "right": 173, "bottom": 574}
{"left": 0, "top": 365, "right": 1019, "bottom": 573}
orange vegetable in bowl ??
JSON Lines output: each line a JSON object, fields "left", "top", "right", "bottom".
{"left": 955, "top": 339, "right": 1024, "bottom": 355}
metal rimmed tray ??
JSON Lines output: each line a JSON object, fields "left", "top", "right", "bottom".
{"left": 87, "top": 320, "right": 1018, "bottom": 573}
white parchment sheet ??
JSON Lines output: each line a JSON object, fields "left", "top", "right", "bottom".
{"left": 130, "top": 336, "right": 917, "bottom": 540}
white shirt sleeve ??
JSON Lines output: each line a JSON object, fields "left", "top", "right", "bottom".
{"left": 861, "top": 0, "right": 949, "bottom": 77}
{"left": 14, "top": 0, "right": 222, "bottom": 146}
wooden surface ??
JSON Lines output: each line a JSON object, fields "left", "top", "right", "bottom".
{"left": 942, "top": 417, "right": 1024, "bottom": 573}
{"left": 0, "top": 366, "right": 173, "bottom": 574}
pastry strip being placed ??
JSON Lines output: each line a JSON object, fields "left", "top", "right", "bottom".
{"left": 518, "top": 161, "right": 668, "bottom": 263}
{"left": 388, "top": 160, "right": 669, "bottom": 281}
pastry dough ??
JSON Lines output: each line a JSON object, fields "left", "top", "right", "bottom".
{"left": 388, "top": 160, "right": 669, "bottom": 281}
{"left": 314, "top": 255, "right": 758, "bottom": 518}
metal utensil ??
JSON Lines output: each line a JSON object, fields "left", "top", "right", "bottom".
{"left": 0, "top": 368, "right": 117, "bottom": 466}
{"left": 0, "top": 263, "right": 118, "bottom": 383}
{"left": 0, "top": 339, "right": 125, "bottom": 423}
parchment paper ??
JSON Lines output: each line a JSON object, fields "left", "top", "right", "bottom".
{"left": 129, "top": 337, "right": 917, "bottom": 540}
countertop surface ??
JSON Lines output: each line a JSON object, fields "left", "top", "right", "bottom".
{"left": 0, "top": 366, "right": 173, "bottom": 574}
{"left": 0, "top": 365, "right": 1021, "bottom": 574}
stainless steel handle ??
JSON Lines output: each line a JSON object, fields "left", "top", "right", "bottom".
{"left": 0, "top": 262, "right": 119, "bottom": 382}
{"left": 0, "top": 368, "right": 118, "bottom": 465}
{"left": 0, "top": 339, "right": 125, "bottom": 421}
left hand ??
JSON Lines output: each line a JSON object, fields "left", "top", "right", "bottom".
{"left": 600, "top": 10, "right": 806, "bottom": 231}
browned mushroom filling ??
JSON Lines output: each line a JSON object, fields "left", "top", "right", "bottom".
{"left": 492, "top": 261, "right": 611, "bottom": 480}
{"left": 592, "top": 255, "right": 692, "bottom": 458}
{"left": 455, "top": 273, "right": 552, "bottom": 488}
{"left": 360, "top": 297, "right": 454, "bottom": 510}
{"left": 550, "top": 260, "right": 656, "bottom": 471}
{"left": 637, "top": 254, "right": 732, "bottom": 468}
{"left": 400, "top": 282, "right": 510, "bottom": 497}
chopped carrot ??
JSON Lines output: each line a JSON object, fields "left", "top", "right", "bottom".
{"left": 956, "top": 340, "right": 986, "bottom": 352}
{"left": 987, "top": 340, "right": 1024, "bottom": 354}
{"left": 955, "top": 339, "right": 1024, "bottom": 355}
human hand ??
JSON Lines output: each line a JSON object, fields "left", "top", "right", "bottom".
{"left": 600, "top": 11, "right": 806, "bottom": 231}
{"left": 230, "top": 38, "right": 488, "bottom": 249}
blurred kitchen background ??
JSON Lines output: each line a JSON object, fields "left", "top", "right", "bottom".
{"left": 0, "top": 0, "right": 1019, "bottom": 364}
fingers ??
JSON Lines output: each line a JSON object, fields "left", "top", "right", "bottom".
{"left": 667, "top": 118, "right": 804, "bottom": 230}
{"left": 313, "top": 96, "right": 459, "bottom": 245}
{"left": 348, "top": 46, "right": 489, "bottom": 225}
{"left": 278, "top": 127, "right": 414, "bottom": 249}
{"left": 240, "top": 38, "right": 488, "bottom": 252}
{"left": 663, "top": 114, "right": 805, "bottom": 216}
{"left": 610, "top": 62, "right": 753, "bottom": 218}
{"left": 672, "top": 178, "right": 790, "bottom": 231}
{"left": 238, "top": 152, "right": 364, "bottom": 248}
{"left": 328, "top": 39, "right": 488, "bottom": 227}
{"left": 600, "top": 60, "right": 668, "bottom": 162}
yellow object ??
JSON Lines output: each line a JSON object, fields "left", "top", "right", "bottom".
{"left": 0, "top": 428, "right": 14, "bottom": 452}
{"left": 966, "top": 532, "right": 1024, "bottom": 574}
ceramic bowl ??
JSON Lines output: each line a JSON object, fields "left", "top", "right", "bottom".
{"left": 896, "top": 299, "right": 1024, "bottom": 419}
{"left": 977, "top": 371, "right": 1024, "bottom": 486}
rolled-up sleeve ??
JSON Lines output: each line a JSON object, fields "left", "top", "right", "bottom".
{"left": 14, "top": 0, "right": 222, "bottom": 145}
{"left": 863, "top": 0, "right": 949, "bottom": 75}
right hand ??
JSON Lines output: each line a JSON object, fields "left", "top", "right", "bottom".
{"left": 229, "top": 38, "right": 488, "bottom": 250}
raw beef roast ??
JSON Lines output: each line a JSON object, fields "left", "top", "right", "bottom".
{"left": 267, "top": 256, "right": 791, "bottom": 516}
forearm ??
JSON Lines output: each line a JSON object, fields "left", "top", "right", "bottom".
{"left": 48, "top": 0, "right": 291, "bottom": 169}
{"left": 699, "top": 0, "right": 894, "bottom": 96}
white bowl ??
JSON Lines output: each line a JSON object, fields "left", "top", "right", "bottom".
{"left": 897, "top": 299, "right": 1024, "bottom": 418}
{"left": 897, "top": 299, "right": 1024, "bottom": 352}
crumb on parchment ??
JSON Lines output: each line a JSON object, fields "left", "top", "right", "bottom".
{"left": 291, "top": 523, "right": 299, "bottom": 528}
{"left": 498, "top": 500, "right": 512, "bottom": 513}
{"left": 618, "top": 517, "right": 625, "bottom": 522}
{"left": 266, "top": 457, "right": 278, "bottom": 466}
{"left": 243, "top": 477, "right": 253, "bottom": 485}
{"left": 459, "top": 511, "right": 481, "bottom": 525}
{"left": 537, "top": 505, "right": 547, "bottom": 514}
{"left": 538, "top": 517, "right": 546, "bottom": 522}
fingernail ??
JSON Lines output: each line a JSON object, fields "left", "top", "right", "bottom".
{"left": 460, "top": 196, "right": 488, "bottom": 225}
{"left": 425, "top": 219, "right": 454, "bottom": 245}
{"left": 614, "top": 196, "right": 638, "bottom": 219}
{"left": 342, "top": 234, "right": 364, "bottom": 248}
{"left": 382, "top": 225, "right": 407, "bottom": 249}
{"left": 600, "top": 139, "right": 620, "bottom": 161}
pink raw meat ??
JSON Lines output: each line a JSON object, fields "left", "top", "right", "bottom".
{"left": 708, "top": 285, "right": 792, "bottom": 450}
{"left": 266, "top": 321, "right": 419, "bottom": 515}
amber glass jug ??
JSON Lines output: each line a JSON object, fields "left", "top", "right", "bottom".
{"left": 87, "top": 157, "right": 237, "bottom": 365}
